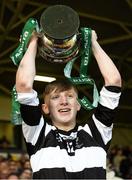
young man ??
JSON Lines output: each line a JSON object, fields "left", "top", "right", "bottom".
{"left": 16, "top": 31, "right": 122, "bottom": 179}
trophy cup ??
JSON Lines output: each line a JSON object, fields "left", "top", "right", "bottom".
{"left": 38, "top": 5, "right": 80, "bottom": 63}
{"left": 10, "top": 5, "right": 81, "bottom": 65}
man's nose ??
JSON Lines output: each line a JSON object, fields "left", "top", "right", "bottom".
{"left": 60, "top": 96, "right": 68, "bottom": 105}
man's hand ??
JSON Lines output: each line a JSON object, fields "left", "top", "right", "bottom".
{"left": 27, "top": 31, "right": 38, "bottom": 48}
{"left": 19, "top": 31, "right": 38, "bottom": 48}
{"left": 91, "top": 30, "right": 97, "bottom": 42}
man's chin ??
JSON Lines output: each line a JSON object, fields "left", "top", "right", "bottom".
{"left": 53, "top": 118, "right": 75, "bottom": 126}
{"left": 58, "top": 119, "right": 72, "bottom": 124}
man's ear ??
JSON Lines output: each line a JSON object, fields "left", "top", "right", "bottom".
{"left": 42, "top": 104, "right": 49, "bottom": 114}
{"left": 77, "top": 100, "right": 81, "bottom": 111}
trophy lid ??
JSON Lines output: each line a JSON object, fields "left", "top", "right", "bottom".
{"left": 40, "top": 5, "right": 80, "bottom": 40}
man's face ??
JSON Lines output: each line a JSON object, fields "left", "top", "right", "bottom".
{"left": 42, "top": 88, "right": 81, "bottom": 129}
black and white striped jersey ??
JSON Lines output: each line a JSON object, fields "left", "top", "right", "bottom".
{"left": 17, "top": 86, "right": 121, "bottom": 179}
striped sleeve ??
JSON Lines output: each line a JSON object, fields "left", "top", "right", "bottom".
{"left": 17, "top": 90, "right": 39, "bottom": 106}
{"left": 99, "top": 86, "right": 121, "bottom": 110}
{"left": 89, "top": 86, "right": 121, "bottom": 147}
{"left": 17, "top": 90, "right": 44, "bottom": 146}
{"left": 94, "top": 86, "right": 121, "bottom": 127}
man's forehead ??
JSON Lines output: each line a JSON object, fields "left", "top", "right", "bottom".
{"left": 50, "top": 87, "right": 76, "bottom": 94}
{"left": 44, "top": 87, "right": 77, "bottom": 101}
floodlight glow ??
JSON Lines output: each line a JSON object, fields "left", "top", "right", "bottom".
{"left": 34, "top": 75, "right": 56, "bottom": 82}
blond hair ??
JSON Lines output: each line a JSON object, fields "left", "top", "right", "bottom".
{"left": 43, "top": 79, "right": 78, "bottom": 102}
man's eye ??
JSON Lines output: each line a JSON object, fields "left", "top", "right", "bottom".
{"left": 51, "top": 95, "right": 59, "bottom": 99}
{"left": 68, "top": 94, "right": 73, "bottom": 98}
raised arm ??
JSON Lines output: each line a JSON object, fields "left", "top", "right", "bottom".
{"left": 16, "top": 35, "right": 38, "bottom": 93}
{"left": 91, "top": 30, "right": 122, "bottom": 87}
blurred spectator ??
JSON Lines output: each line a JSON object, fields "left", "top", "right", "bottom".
{"left": 19, "top": 152, "right": 29, "bottom": 165}
{"left": 8, "top": 159, "right": 20, "bottom": 174}
{"left": 19, "top": 168, "right": 32, "bottom": 179}
{"left": 23, "top": 159, "right": 31, "bottom": 169}
{"left": 7, "top": 172, "right": 19, "bottom": 180}
{"left": 0, "top": 159, "right": 9, "bottom": 179}
{"left": 108, "top": 145, "right": 118, "bottom": 165}
{"left": 112, "top": 148, "right": 126, "bottom": 175}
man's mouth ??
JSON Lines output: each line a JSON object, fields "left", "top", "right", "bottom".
{"left": 58, "top": 108, "right": 71, "bottom": 113}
